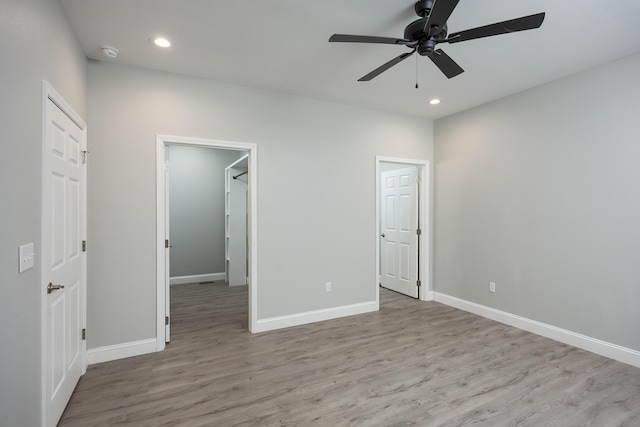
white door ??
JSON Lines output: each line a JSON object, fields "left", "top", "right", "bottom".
{"left": 380, "top": 166, "right": 419, "bottom": 298}
{"left": 225, "top": 155, "right": 249, "bottom": 287}
{"left": 42, "top": 96, "right": 86, "bottom": 426}
{"left": 228, "top": 167, "right": 248, "bottom": 286}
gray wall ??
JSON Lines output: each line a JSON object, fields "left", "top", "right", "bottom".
{"left": 87, "top": 61, "right": 434, "bottom": 348}
{"left": 0, "top": 0, "right": 87, "bottom": 424}
{"left": 434, "top": 52, "right": 640, "bottom": 352}
{"left": 169, "top": 146, "right": 242, "bottom": 278}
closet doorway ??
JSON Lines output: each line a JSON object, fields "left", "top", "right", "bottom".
{"left": 156, "top": 135, "right": 258, "bottom": 350}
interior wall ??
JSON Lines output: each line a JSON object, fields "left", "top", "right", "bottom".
{"left": 0, "top": 0, "right": 87, "bottom": 424}
{"left": 87, "top": 60, "right": 433, "bottom": 349}
{"left": 169, "top": 146, "right": 241, "bottom": 278}
{"left": 434, "top": 52, "right": 640, "bottom": 352}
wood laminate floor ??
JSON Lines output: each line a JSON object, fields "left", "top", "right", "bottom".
{"left": 59, "top": 282, "right": 640, "bottom": 426}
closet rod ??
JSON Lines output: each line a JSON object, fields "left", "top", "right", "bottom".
{"left": 232, "top": 170, "right": 248, "bottom": 180}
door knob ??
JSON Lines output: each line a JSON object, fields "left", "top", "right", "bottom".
{"left": 380, "top": 233, "right": 385, "bottom": 238}
{"left": 47, "top": 282, "right": 65, "bottom": 294}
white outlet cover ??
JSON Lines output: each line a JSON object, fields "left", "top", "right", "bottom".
{"left": 19, "top": 243, "right": 35, "bottom": 273}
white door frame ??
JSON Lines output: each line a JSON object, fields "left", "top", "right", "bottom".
{"left": 375, "top": 156, "right": 432, "bottom": 303}
{"left": 41, "top": 81, "right": 88, "bottom": 426}
{"left": 156, "top": 135, "right": 258, "bottom": 348}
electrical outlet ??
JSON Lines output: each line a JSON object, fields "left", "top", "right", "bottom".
{"left": 489, "top": 282, "right": 496, "bottom": 293}
{"left": 325, "top": 282, "right": 332, "bottom": 292}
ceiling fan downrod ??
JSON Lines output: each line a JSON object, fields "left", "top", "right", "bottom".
{"left": 414, "top": 0, "right": 435, "bottom": 18}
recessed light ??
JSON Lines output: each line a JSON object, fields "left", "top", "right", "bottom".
{"left": 152, "top": 37, "right": 171, "bottom": 48}
{"left": 429, "top": 99, "right": 441, "bottom": 105}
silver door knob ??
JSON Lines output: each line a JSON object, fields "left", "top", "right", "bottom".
{"left": 47, "top": 282, "right": 65, "bottom": 294}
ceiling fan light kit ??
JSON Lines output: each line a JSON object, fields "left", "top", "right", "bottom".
{"left": 329, "top": 0, "right": 545, "bottom": 82}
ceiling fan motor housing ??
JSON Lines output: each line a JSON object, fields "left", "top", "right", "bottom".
{"left": 405, "top": 19, "right": 448, "bottom": 55}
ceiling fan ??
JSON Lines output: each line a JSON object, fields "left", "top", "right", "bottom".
{"left": 329, "top": 0, "right": 545, "bottom": 81}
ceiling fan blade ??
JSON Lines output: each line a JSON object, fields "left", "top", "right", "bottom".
{"left": 358, "top": 50, "right": 416, "bottom": 81}
{"left": 445, "top": 12, "right": 545, "bottom": 44}
{"left": 427, "top": 49, "right": 464, "bottom": 79}
{"left": 423, "top": 0, "right": 461, "bottom": 37}
{"left": 329, "top": 34, "right": 414, "bottom": 46}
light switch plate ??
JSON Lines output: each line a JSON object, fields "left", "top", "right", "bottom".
{"left": 19, "top": 243, "right": 35, "bottom": 273}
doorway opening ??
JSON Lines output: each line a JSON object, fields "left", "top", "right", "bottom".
{"left": 156, "top": 135, "right": 258, "bottom": 351}
{"left": 375, "top": 156, "right": 431, "bottom": 303}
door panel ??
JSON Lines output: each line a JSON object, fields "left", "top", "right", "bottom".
{"left": 50, "top": 294, "right": 65, "bottom": 396}
{"left": 380, "top": 166, "right": 419, "bottom": 298}
{"left": 385, "top": 241, "right": 396, "bottom": 277}
{"left": 67, "top": 280, "right": 81, "bottom": 367}
{"left": 51, "top": 173, "right": 66, "bottom": 268}
{"left": 43, "top": 97, "right": 86, "bottom": 426}
{"left": 385, "top": 195, "right": 395, "bottom": 229}
{"left": 68, "top": 179, "right": 80, "bottom": 258}
{"left": 399, "top": 243, "right": 410, "bottom": 281}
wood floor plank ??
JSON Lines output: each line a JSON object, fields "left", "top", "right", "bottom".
{"left": 59, "top": 282, "right": 640, "bottom": 426}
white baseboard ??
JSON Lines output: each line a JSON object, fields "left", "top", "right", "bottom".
{"left": 254, "top": 301, "right": 378, "bottom": 333}
{"left": 434, "top": 292, "right": 640, "bottom": 369}
{"left": 87, "top": 338, "right": 158, "bottom": 365}
{"left": 170, "top": 273, "right": 225, "bottom": 285}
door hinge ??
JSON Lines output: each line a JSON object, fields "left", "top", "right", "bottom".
{"left": 165, "top": 316, "right": 170, "bottom": 325}
{"left": 165, "top": 239, "right": 170, "bottom": 249}
{"left": 416, "top": 229, "right": 422, "bottom": 236}
{"left": 417, "top": 176, "right": 422, "bottom": 184}
{"left": 81, "top": 150, "right": 89, "bottom": 164}
{"left": 82, "top": 240, "right": 87, "bottom": 252}
{"left": 82, "top": 328, "right": 86, "bottom": 340}
{"left": 417, "top": 280, "right": 422, "bottom": 288}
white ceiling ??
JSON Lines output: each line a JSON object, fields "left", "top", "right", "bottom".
{"left": 60, "top": 0, "right": 640, "bottom": 120}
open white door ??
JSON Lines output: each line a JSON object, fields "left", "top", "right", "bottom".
{"left": 226, "top": 156, "right": 248, "bottom": 286}
{"left": 380, "top": 166, "right": 419, "bottom": 298}
{"left": 42, "top": 88, "right": 87, "bottom": 426}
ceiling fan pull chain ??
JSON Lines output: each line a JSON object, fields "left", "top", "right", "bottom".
{"left": 415, "top": 52, "right": 419, "bottom": 89}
